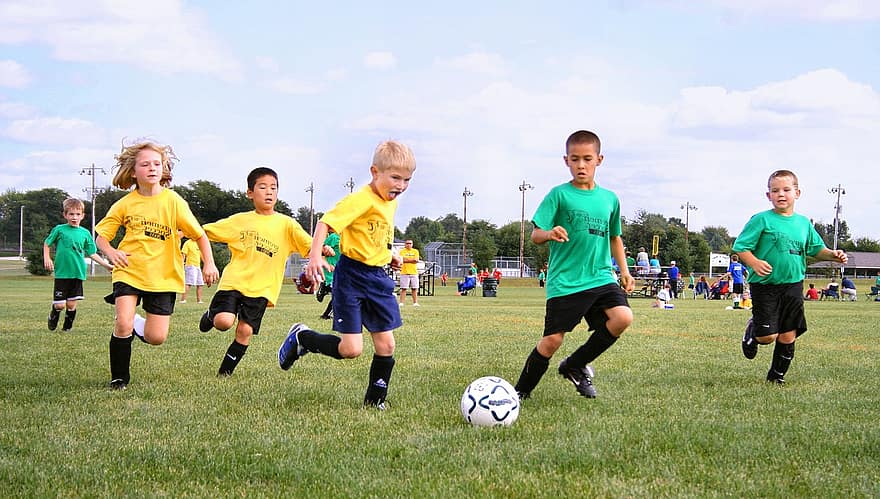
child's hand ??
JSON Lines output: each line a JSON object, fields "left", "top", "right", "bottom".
{"left": 202, "top": 262, "right": 219, "bottom": 287}
{"left": 751, "top": 259, "right": 773, "bottom": 276}
{"left": 322, "top": 244, "right": 336, "bottom": 257}
{"left": 106, "top": 248, "right": 130, "bottom": 268}
{"left": 619, "top": 273, "right": 635, "bottom": 293}
{"left": 831, "top": 249, "right": 848, "bottom": 264}
{"left": 44, "top": 259, "right": 54, "bottom": 272}
{"left": 305, "top": 256, "right": 332, "bottom": 284}
{"left": 548, "top": 226, "right": 569, "bottom": 242}
{"left": 390, "top": 254, "right": 402, "bottom": 271}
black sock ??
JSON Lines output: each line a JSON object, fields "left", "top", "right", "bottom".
{"left": 515, "top": 347, "right": 550, "bottom": 395}
{"left": 109, "top": 334, "right": 134, "bottom": 383}
{"left": 364, "top": 354, "right": 395, "bottom": 404}
{"left": 49, "top": 308, "right": 61, "bottom": 320}
{"left": 298, "top": 330, "right": 344, "bottom": 359}
{"left": 568, "top": 326, "right": 618, "bottom": 366}
{"left": 218, "top": 341, "right": 248, "bottom": 376}
{"left": 768, "top": 341, "right": 795, "bottom": 381}
{"left": 62, "top": 309, "right": 76, "bottom": 330}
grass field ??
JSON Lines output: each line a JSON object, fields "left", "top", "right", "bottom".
{"left": 1, "top": 273, "right": 879, "bottom": 497}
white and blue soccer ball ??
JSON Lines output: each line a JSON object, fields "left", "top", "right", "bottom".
{"left": 460, "top": 376, "right": 520, "bottom": 427}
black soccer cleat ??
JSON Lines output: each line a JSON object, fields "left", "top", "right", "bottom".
{"left": 558, "top": 358, "right": 597, "bottom": 398}
{"left": 363, "top": 398, "right": 388, "bottom": 411}
{"left": 199, "top": 310, "right": 213, "bottom": 333}
{"left": 316, "top": 282, "right": 330, "bottom": 303}
{"left": 48, "top": 309, "right": 60, "bottom": 331}
{"left": 741, "top": 318, "right": 758, "bottom": 360}
{"left": 109, "top": 378, "right": 128, "bottom": 391}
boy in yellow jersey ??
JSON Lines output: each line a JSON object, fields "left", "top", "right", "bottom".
{"left": 96, "top": 141, "right": 218, "bottom": 391}
{"left": 198, "top": 167, "right": 313, "bottom": 377}
{"left": 279, "top": 140, "right": 416, "bottom": 410}
{"left": 397, "top": 239, "right": 420, "bottom": 306}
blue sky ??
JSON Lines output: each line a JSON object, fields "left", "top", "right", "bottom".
{"left": 1, "top": 0, "right": 878, "bottom": 243}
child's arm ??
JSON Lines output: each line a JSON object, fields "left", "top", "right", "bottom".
{"left": 736, "top": 250, "right": 771, "bottom": 277}
{"left": 194, "top": 235, "right": 219, "bottom": 286}
{"left": 610, "top": 235, "right": 634, "bottom": 293}
{"left": 814, "top": 248, "right": 848, "bottom": 265}
{"left": 88, "top": 252, "right": 114, "bottom": 272}
{"left": 43, "top": 242, "right": 54, "bottom": 272}
{"left": 305, "top": 222, "right": 334, "bottom": 284}
{"left": 531, "top": 226, "right": 568, "bottom": 244}
{"left": 96, "top": 235, "right": 130, "bottom": 268}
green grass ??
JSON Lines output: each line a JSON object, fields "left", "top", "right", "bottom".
{"left": 1, "top": 275, "right": 879, "bottom": 497}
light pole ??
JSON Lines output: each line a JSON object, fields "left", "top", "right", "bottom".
{"left": 344, "top": 177, "right": 355, "bottom": 193}
{"left": 829, "top": 184, "right": 846, "bottom": 252}
{"left": 19, "top": 205, "right": 24, "bottom": 259}
{"left": 81, "top": 163, "right": 106, "bottom": 275}
{"left": 680, "top": 202, "right": 698, "bottom": 244}
{"left": 305, "top": 182, "right": 315, "bottom": 235}
{"left": 462, "top": 187, "right": 473, "bottom": 263}
{"left": 518, "top": 180, "right": 533, "bottom": 278}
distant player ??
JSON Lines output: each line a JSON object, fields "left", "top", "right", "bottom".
{"left": 43, "top": 198, "right": 113, "bottom": 332}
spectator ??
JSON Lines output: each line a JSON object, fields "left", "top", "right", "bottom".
{"left": 804, "top": 283, "right": 819, "bottom": 300}
{"left": 694, "top": 276, "right": 710, "bottom": 299}
{"left": 840, "top": 276, "right": 857, "bottom": 301}
{"left": 457, "top": 270, "right": 477, "bottom": 295}
{"left": 667, "top": 261, "right": 680, "bottom": 299}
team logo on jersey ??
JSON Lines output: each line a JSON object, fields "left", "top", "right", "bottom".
{"left": 564, "top": 210, "right": 608, "bottom": 238}
{"left": 124, "top": 215, "right": 171, "bottom": 241}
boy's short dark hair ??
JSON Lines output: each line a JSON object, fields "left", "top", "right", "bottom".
{"left": 767, "top": 169, "right": 798, "bottom": 189}
{"left": 248, "top": 167, "right": 278, "bottom": 190}
{"left": 566, "top": 130, "right": 601, "bottom": 154}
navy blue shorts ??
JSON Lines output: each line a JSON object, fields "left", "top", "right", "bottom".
{"left": 207, "top": 289, "right": 269, "bottom": 334}
{"left": 332, "top": 255, "right": 402, "bottom": 334}
{"left": 749, "top": 281, "right": 807, "bottom": 337}
{"left": 543, "top": 283, "right": 630, "bottom": 336}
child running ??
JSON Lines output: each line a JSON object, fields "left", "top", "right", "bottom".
{"left": 514, "top": 130, "right": 635, "bottom": 400}
{"left": 278, "top": 140, "right": 416, "bottom": 410}
{"left": 43, "top": 197, "right": 114, "bottom": 331}
{"left": 733, "top": 169, "right": 846, "bottom": 384}
{"left": 95, "top": 140, "right": 218, "bottom": 390}
{"left": 198, "top": 167, "right": 313, "bottom": 377}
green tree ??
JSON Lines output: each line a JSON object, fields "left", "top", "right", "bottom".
{"left": 701, "top": 226, "right": 733, "bottom": 253}
{"left": 403, "top": 216, "right": 448, "bottom": 247}
{"left": 849, "top": 237, "right": 880, "bottom": 253}
{"left": 437, "top": 213, "right": 463, "bottom": 243}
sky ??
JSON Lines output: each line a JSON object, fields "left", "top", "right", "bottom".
{"left": 1, "top": 0, "right": 878, "bottom": 242}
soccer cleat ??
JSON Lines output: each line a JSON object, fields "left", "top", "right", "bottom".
{"left": 132, "top": 329, "right": 147, "bottom": 343}
{"left": 517, "top": 391, "right": 531, "bottom": 401}
{"left": 279, "top": 323, "right": 309, "bottom": 370}
{"left": 766, "top": 376, "right": 785, "bottom": 386}
{"left": 558, "top": 359, "right": 597, "bottom": 398}
{"left": 316, "top": 283, "right": 330, "bottom": 303}
{"left": 412, "top": 303, "right": 421, "bottom": 307}
{"left": 199, "top": 310, "right": 213, "bottom": 333}
{"left": 61, "top": 315, "right": 74, "bottom": 332}
{"left": 48, "top": 309, "right": 60, "bottom": 331}
{"left": 741, "top": 318, "right": 758, "bottom": 360}
{"left": 319, "top": 314, "right": 332, "bottom": 320}
{"left": 363, "top": 398, "right": 388, "bottom": 411}
{"left": 109, "top": 379, "right": 128, "bottom": 391}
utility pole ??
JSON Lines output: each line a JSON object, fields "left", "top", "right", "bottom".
{"left": 518, "top": 180, "right": 533, "bottom": 278}
{"left": 81, "top": 164, "right": 106, "bottom": 275}
{"left": 305, "top": 182, "right": 315, "bottom": 235}
{"left": 344, "top": 177, "right": 355, "bottom": 193}
{"left": 680, "top": 202, "right": 698, "bottom": 244}
{"left": 829, "top": 184, "right": 846, "bottom": 252}
{"left": 462, "top": 187, "right": 474, "bottom": 263}
{"left": 19, "top": 205, "right": 24, "bottom": 259}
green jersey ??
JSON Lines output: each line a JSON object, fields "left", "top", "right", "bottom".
{"left": 323, "top": 232, "right": 341, "bottom": 285}
{"left": 732, "top": 210, "right": 826, "bottom": 285}
{"left": 44, "top": 224, "right": 97, "bottom": 280}
{"left": 533, "top": 182, "right": 621, "bottom": 299}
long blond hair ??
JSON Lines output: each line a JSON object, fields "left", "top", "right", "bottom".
{"left": 111, "top": 140, "right": 176, "bottom": 190}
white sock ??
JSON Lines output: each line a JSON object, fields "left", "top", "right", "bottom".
{"left": 133, "top": 314, "right": 146, "bottom": 336}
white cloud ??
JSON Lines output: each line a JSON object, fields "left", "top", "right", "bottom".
{"left": 265, "top": 77, "right": 323, "bottom": 95}
{"left": 0, "top": 60, "right": 31, "bottom": 88}
{"left": 667, "top": 0, "right": 880, "bottom": 21}
{"left": 0, "top": 99, "right": 35, "bottom": 119}
{"left": 434, "top": 52, "right": 508, "bottom": 76}
{"left": 364, "top": 51, "right": 397, "bottom": 70}
{"left": 0, "top": 0, "right": 242, "bottom": 80}
{"left": 4, "top": 117, "right": 106, "bottom": 146}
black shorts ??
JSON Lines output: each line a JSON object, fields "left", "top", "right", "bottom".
{"left": 53, "top": 278, "right": 84, "bottom": 303}
{"left": 750, "top": 281, "right": 807, "bottom": 338}
{"left": 543, "top": 283, "right": 630, "bottom": 336}
{"left": 207, "top": 290, "right": 269, "bottom": 335}
{"left": 110, "top": 281, "right": 177, "bottom": 316}
{"left": 732, "top": 282, "right": 744, "bottom": 294}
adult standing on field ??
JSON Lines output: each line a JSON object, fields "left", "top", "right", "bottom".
{"left": 398, "top": 239, "right": 420, "bottom": 307}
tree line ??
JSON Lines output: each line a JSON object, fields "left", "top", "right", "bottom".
{"left": 2, "top": 182, "right": 878, "bottom": 276}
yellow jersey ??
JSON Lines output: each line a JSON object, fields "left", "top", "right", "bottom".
{"left": 181, "top": 238, "right": 202, "bottom": 268}
{"left": 95, "top": 188, "right": 204, "bottom": 293}
{"left": 321, "top": 186, "right": 396, "bottom": 267}
{"left": 399, "top": 247, "right": 419, "bottom": 275}
{"left": 203, "top": 211, "right": 312, "bottom": 306}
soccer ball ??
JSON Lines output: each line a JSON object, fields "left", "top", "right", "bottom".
{"left": 460, "top": 376, "right": 520, "bottom": 427}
